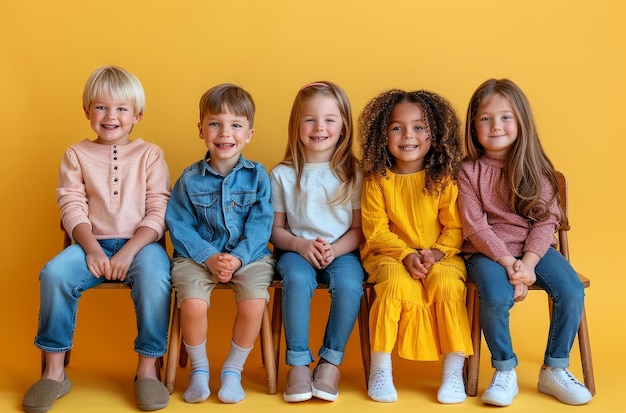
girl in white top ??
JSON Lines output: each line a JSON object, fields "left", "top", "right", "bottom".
{"left": 270, "top": 81, "right": 364, "bottom": 403}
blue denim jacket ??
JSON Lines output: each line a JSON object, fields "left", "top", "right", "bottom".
{"left": 166, "top": 152, "right": 273, "bottom": 266}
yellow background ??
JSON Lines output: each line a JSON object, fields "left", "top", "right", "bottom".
{"left": 1, "top": 1, "right": 623, "bottom": 412}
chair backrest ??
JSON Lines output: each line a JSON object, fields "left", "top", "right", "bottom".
{"left": 555, "top": 170, "right": 570, "bottom": 261}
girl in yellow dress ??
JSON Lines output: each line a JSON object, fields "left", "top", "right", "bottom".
{"left": 358, "top": 89, "right": 472, "bottom": 404}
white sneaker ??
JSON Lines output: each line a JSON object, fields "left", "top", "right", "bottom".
{"left": 538, "top": 367, "right": 592, "bottom": 405}
{"left": 481, "top": 369, "right": 518, "bottom": 406}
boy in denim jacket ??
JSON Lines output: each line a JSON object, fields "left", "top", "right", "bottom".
{"left": 165, "top": 84, "right": 274, "bottom": 404}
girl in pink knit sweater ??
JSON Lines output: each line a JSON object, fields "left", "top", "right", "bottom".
{"left": 457, "top": 78, "right": 592, "bottom": 407}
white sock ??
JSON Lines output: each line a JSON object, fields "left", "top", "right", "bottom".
{"left": 183, "top": 340, "right": 210, "bottom": 403}
{"left": 437, "top": 352, "right": 466, "bottom": 404}
{"left": 218, "top": 341, "right": 251, "bottom": 404}
{"left": 368, "top": 351, "right": 397, "bottom": 402}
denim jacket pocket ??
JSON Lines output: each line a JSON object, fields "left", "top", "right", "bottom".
{"left": 190, "top": 192, "right": 220, "bottom": 232}
{"left": 231, "top": 191, "right": 257, "bottom": 210}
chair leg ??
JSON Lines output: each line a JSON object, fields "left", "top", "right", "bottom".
{"left": 165, "top": 301, "right": 181, "bottom": 394}
{"left": 577, "top": 306, "right": 595, "bottom": 395}
{"left": 357, "top": 287, "right": 372, "bottom": 389}
{"left": 465, "top": 283, "right": 481, "bottom": 397}
{"left": 155, "top": 356, "right": 164, "bottom": 381}
{"left": 546, "top": 291, "right": 595, "bottom": 395}
{"left": 271, "top": 287, "right": 283, "bottom": 380}
{"left": 260, "top": 304, "right": 278, "bottom": 394}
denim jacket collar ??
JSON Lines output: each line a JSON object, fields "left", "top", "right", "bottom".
{"left": 200, "top": 151, "right": 256, "bottom": 177}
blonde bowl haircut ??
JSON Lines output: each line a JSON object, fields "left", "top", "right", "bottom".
{"left": 82, "top": 65, "right": 145, "bottom": 114}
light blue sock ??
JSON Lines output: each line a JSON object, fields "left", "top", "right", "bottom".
{"left": 218, "top": 341, "right": 251, "bottom": 404}
{"left": 183, "top": 340, "right": 210, "bottom": 403}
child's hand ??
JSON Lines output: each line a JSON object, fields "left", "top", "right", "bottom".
{"left": 403, "top": 253, "right": 430, "bottom": 280}
{"left": 497, "top": 257, "right": 531, "bottom": 302}
{"left": 513, "top": 283, "right": 529, "bottom": 302}
{"left": 85, "top": 250, "right": 111, "bottom": 280}
{"left": 419, "top": 249, "right": 437, "bottom": 269}
{"left": 206, "top": 253, "right": 242, "bottom": 283}
{"left": 108, "top": 249, "right": 134, "bottom": 281}
{"left": 316, "top": 237, "right": 335, "bottom": 268}
{"left": 295, "top": 238, "right": 328, "bottom": 269}
{"left": 509, "top": 260, "right": 537, "bottom": 287}
{"left": 218, "top": 253, "right": 242, "bottom": 282}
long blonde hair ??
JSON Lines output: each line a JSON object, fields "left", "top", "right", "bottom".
{"left": 281, "top": 81, "right": 359, "bottom": 206}
{"left": 465, "top": 79, "right": 558, "bottom": 221}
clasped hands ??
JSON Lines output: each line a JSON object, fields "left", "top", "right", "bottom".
{"left": 86, "top": 249, "right": 134, "bottom": 281}
{"left": 403, "top": 249, "right": 438, "bottom": 280}
{"left": 299, "top": 236, "right": 334, "bottom": 269}
{"left": 499, "top": 256, "right": 538, "bottom": 302}
{"left": 206, "top": 253, "right": 242, "bottom": 283}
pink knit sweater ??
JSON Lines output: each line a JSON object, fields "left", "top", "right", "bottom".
{"left": 457, "top": 155, "right": 559, "bottom": 262}
{"left": 57, "top": 138, "right": 170, "bottom": 240}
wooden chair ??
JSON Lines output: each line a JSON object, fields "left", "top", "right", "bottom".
{"left": 41, "top": 227, "right": 166, "bottom": 379}
{"left": 164, "top": 287, "right": 278, "bottom": 395}
{"left": 270, "top": 281, "right": 374, "bottom": 389}
{"left": 464, "top": 170, "right": 595, "bottom": 397}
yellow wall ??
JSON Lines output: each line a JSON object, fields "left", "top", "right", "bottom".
{"left": 1, "top": 0, "right": 624, "bottom": 407}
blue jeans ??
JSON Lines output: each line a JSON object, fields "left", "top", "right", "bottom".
{"left": 35, "top": 239, "right": 172, "bottom": 358}
{"left": 276, "top": 251, "right": 364, "bottom": 366}
{"left": 465, "top": 248, "right": 584, "bottom": 370}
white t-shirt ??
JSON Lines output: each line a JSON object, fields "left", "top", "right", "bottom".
{"left": 270, "top": 162, "right": 362, "bottom": 244}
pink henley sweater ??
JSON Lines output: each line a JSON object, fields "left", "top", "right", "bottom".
{"left": 57, "top": 138, "right": 170, "bottom": 240}
{"left": 457, "top": 155, "right": 559, "bottom": 262}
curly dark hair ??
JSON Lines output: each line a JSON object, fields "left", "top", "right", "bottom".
{"left": 358, "top": 89, "right": 463, "bottom": 195}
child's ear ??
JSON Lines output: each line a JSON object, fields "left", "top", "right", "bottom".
{"left": 133, "top": 112, "right": 143, "bottom": 124}
{"left": 198, "top": 122, "right": 203, "bottom": 139}
{"left": 246, "top": 128, "right": 255, "bottom": 143}
{"left": 83, "top": 107, "right": 90, "bottom": 119}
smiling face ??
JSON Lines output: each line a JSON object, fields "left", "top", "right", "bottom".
{"left": 199, "top": 109, "right": 254, "bottom": 174}
{"left": 386, "top": 101, "right": 431, "bottom": 173}
{"left": 84, "top": 95, "right": 142, "bottom": 145}
{"left": 298, "top": 94, "right": 344, "bottom": 163}
{"left": 474, "top": 93, "right": 519, "bottom": 156}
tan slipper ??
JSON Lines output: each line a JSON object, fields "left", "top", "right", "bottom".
{"left": 283, "top": 366, "right": 312, "bottom": 402}
{"left": 312, "top": 363, "right": 340, "bottom": 401}
{"left": 135, "top": 378, "right": 169, "bottom": 411}
{"left": 22, "top": 376, "right": 71, "bottom": 413}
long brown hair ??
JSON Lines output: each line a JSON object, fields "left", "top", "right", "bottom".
{"left": 465, "top": 79, "right": 558, "bottom": 221}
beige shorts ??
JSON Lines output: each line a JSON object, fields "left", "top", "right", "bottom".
{"left": 170, "top": 255, "right": 275, "bottom": 307}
